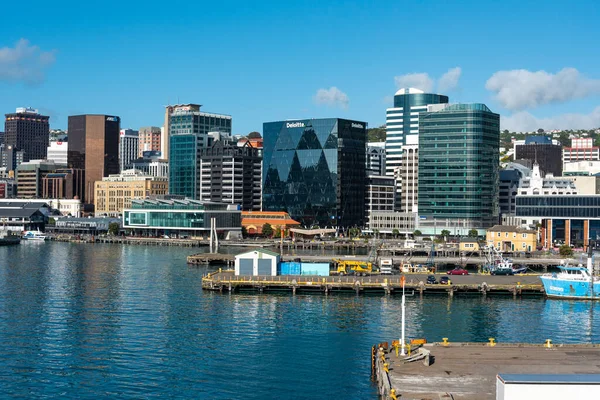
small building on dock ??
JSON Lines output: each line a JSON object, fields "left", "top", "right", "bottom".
{"left": 235, "top": 249, "right": 280, "bottom": 276}
{"left": 486, "top": 225, "right": 537, "bottom": 252}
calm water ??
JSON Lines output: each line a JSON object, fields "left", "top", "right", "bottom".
{"left": 1, "top": 242, "right": 599, "bottom": 399}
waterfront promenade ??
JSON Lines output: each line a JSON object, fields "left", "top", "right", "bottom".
{"left": 374, "top": 342, "right": 600, "bottom": 399}
{"left": 202, "top": 270, "right": 543, "bottom": 297}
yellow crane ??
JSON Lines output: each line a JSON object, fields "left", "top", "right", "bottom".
{"left": 331, "top": 259, "right": 375, "bottom": 276}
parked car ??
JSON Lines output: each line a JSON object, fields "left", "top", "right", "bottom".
{"left": 426, "top": 275, "right": 437, "bottom": 284}
{"left": 491, "top": 267, "right": 514, "bottom": 276}
{"left": 440, "top": 276, "right": 452, "bottom": 285}
{"left": 447, "top": 267, "right": 469, "bottom": 275}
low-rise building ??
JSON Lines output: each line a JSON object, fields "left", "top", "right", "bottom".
{"left": 241, "top": 211, "right": 300, "bottom": 235}
{"left": 94, "top": 170, "right": 168, "bottom": 216}
{"left": 0, "top": 201, "right": 48, "bottom": 232}
{"left": 368, "top": 211, "right": 417, "bottom": 235}
{"left": 122, "top": 198, "right": 241, "bottom": 238}
{"left": 234, "top": 249, "right": 280, "bottom": 276}
{"left": 459, "top": 238, "right": 481, "bottom": 253}
{"left": 48, "top": 217, "right": 121, "bottom": 235}
{"left": 0, "top": 198, "right": 82, "bottom": 217}
{"left": 486, "top": 225, "right": 537, "bottom": 252}
{"left": 16, "top": 160, "right": 61, "bottom": 198}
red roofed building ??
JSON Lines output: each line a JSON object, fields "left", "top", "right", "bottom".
{"left": 241, "top": 211, "right": 300, "bottom": 235}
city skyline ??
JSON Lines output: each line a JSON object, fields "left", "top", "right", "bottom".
{"left": 1, "top": 1, "right": 600, "bottom": 134}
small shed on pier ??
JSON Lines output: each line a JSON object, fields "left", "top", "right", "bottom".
{"left": 234, "top": 249, "right": 280, "bottom": 276}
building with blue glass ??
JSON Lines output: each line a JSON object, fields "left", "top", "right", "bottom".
{"left": 418, "top": 103, "right": 500, "bottom": 233}
{"left": 262, "top": 118, "right": 367, "bottom": 229}
{"left": 385, "top": 88, "right": 448, "bottom": 210}
{"left": 167, "top": 104, "right": 232, "bottom": 199}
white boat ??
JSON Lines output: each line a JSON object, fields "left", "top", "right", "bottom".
{"left": 22, "top": 230, "right": 48, "bottom": 241}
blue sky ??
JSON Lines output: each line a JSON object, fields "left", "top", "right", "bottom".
{"left": 1, "top": 0, "right": 599, "bottom": 133}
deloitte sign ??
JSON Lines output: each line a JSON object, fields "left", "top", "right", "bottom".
{"left": 286, "top": 121, "right": 305, "bottom": 128}
{"left": 351, "top": 122, "right": 365, "bottom": 129}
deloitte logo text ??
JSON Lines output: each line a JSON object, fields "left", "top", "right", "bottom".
{"left": 286, "top": 122, "right": 305, "bottom": 128}
{"left": 351, "top": 122, "right": 364, "bottom": 129}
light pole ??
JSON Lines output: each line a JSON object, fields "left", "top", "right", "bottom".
{"left": 400, "top": 275, "right": 406, "bottom": 355}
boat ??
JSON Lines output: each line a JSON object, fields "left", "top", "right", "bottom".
{"left": 512, "top": 265, "right": 529, "bottom": 274}
{"left": 540, "top": 260, "right": 600, "bottom": 299}
{"left": 0, "top": 229, "right": 21, "bottom": 245}
{"left": 22, "top": 230, "right": 48, "bottom": 241}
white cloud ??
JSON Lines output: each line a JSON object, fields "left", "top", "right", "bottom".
{"left": 0, "top": 38, "right": 56, "bottom": 84}
{"left": 438, "top": 67, "right": 462, "bottom": 92}
{"left": 393, "top": 67, "right": 461, "bottom": 93}
{"left": 486, "top": 68, "right": 600, "bottom": 111}
{"left": 394, "top": 72, "right": 434, "bottom": 93}
{"left": 314, "top": 86, "right": 349, "bottom": 109}
{"left": 501, "top": 106, "right": 600, "bottom": 132}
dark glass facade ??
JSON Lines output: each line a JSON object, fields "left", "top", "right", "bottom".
{"left": 262, "top": 118, "right": 366, "bottom": 229}
{"left": 4, "top": 109, "right": 50, "bottom": 163}
{"left": 516, "top": 196, "right": 600, "bottom": 218}
{"left": 418, "top": 104, "right": 500, "bottom": 228}
{"left": 515, "top": 142, "right": 562, "bottom": 177}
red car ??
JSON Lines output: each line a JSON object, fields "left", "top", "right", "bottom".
{"left": 447, "top": 268, "right": 469, "bottom": 275}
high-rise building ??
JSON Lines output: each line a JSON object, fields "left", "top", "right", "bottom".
{"left": 118, "top": 129, "right": 139, "bottom": 171}
{"left": 47, "top": 141, "right": 68, "bottom": 165}
{"left": 418, "top": 103, "right": 500, "bottom": 232}
{"left": 67, "top": 114, "right": 120, "bottom": 203}
{"left": 138, "top": 126, "right": 162, "bottom": 157}
{"left": 199, "top": 140, "right": 261, "bottom": 211}
{"left": 385, "top": 89, "right": 448, "bottom": 209}
{"left": 262, "top": 118, "right": 367, "bottom": 229}
{"left": 514, "top": 136, "right": 562, "bottom": 177}
{"left": 15, "top": 159, "right": 60, "bottom": 198}
{"left": 400, "top": 144, "right": 419, "bottom": 213}
{"left": 167, "top": 105, "right": 232, "bottom": 199}
{"left": 366, "top": 142, "right": 386, "bottom": 176}
{"left": 365, "top": 175, "right": 395, "bottom": 230}
{"left": 4, "top": 107, "right": 50, "bottom": 164}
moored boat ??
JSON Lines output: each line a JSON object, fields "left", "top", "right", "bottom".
{"left": 22, "top": 230, "right": 48, "bottom": 241}
{"left": 540, "top": 261, "right": 600, "bottom": 300}
{"left": 0, "top": 229, "right": 21, "bottom": 245}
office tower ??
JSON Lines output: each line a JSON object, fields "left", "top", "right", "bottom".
{"left": 15, "top": 160, "right": 60, "bottom": 198}
{"left": 263, "top": 118, "right": 367, "bottom": 229}
{"left": 138, "top": 126, "right": 162, "bottom": 157}
{"left": 514, "top": 136, "right": 562, "bottom": 177}
{"left": 4, "top": 107, "right": 50, "bottom": 164}
{"left": 418, "top": 104, "right": 500, "bottom": 231}
{"left": 199, "top": 140, "right": 262, "bottom": 211}
{"left": 400, "top": 144, "right": 418, "bottom": 213}
{"left": 67, "top": 114, "right": 120, "bottom": 203}
{"left": 118, "top": 129, "right": 139, "bottom": 171}
{"left": 167, "top": 104, "right": 232, "bottom": 199}
{"left": 385, "top": 89, "right": 448, "bottom": 209}
{"left": 366, "top": 142, "right": 386, "bottom": 176}
{"left": 365, "top": 175, "right": 395, "bottom": 230}
{"left": 47, "top": 141, "right": 68, "bottom": 165}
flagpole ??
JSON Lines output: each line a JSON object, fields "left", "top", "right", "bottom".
{"left": 400, "top": 275, "right": 406, "bottom": 356}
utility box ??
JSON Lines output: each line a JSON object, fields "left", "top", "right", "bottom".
{"left": 496, "top": 374, "right": 600, "bottom": 400}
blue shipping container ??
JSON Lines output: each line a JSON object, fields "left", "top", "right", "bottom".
{"left": 279, "top": 262, "right": 301, "bottom": 275}
{"left": 300, "top": 262, "right": 330, "bottom": 276}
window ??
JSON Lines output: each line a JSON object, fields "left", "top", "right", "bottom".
{"left": 522, "top": 233, "right": 527, "bottom": 238}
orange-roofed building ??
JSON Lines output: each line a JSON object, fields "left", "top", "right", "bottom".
{"left": 241, "top": 211, "right": 300, "bottom": 235}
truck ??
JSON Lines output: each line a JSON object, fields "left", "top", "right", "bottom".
{"left": 331, "top": 259, "right": 376, "bottom": 276}
{"left": 379, "top": 258, "right": 393, "bottom": 275}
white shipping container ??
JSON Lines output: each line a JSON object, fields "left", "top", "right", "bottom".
{"left": 497, "top": 374, "right": 600, "bottom": 400}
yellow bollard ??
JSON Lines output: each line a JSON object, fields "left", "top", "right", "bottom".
{"left": 545, "top": 339, "right": 553, "bottom": 348}
{"left": 390, "top": 388, "right": 398, "bottom": 400}
{"left": 407, "top": 344, "right": 411, "bottom": 356}
{"left": 488, "top": 338, "right": 496, "bottom": 347}
{"left": 394, "top": 344, "right": 399, "bottom": 357}
{"left": 442, "top": 337, "right": 449, "bottom": 346}
{"left": 384, "top": 363, "right": 389, "bottom": 373}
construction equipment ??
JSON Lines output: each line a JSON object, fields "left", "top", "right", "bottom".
{"left": 332, "top": 259, "right": 375, "bottom": 276}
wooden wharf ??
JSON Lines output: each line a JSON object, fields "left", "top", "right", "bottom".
{"left": 373, "top": 342, "right": 600, "bottom": 399}
{"left": 201, "top": 271, "right": 544, "bottom": 297}
{"left": 187, "top": 253, "right": 235, "bottom": 266}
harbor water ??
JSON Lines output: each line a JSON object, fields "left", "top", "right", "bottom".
{"left": 1, "top": 242, "right": 600, "bottom": 399}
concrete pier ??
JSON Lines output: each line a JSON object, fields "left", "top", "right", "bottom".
{"left": 202, "top": 271, "right": 544, "bottom": 297}
{"left": 374, "top": 342, "right": 600, "bottom": 399}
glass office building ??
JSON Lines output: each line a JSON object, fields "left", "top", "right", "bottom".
{"left": 122, "top": 198, "right": 241, "bottom": 236}
{"left": 167, "top": 106, "right": 232, "bottom": 199}
{"left": 262, "top": 118, "right": 367, "bottom": 229}
{"left": 418, "top": 103, "right": 500, "bottom": 230}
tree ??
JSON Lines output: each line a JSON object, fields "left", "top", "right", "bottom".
{"left": 559, "top": 244, "right": 573, "bottom": 257}
{"left": 349, "top": 227, "right": 360, "bottom": 238}
{"left": 440, "top": 229, "right": 451, "bottom": 237}
{"left": 273, "top": 226, "right": 282, "bottom": 238}
{"left": 241, "top": 226, "right": 248, "bottom": 239}
{"left": 392, "top": 229, "right": 400, "bottom": 238}
{"left": 47, "top": 217, "right": 56, "bottom": 225}
{"left": 262, "top": 223, "right": 273, "bottom": 237}
{"left": 108, "top": 222, "right": 120, "bottom": 236}
{"left": 468, "top": 229, "right": 479, "bottom": 238}
{"left": 413, "top": 230, "right": 422, "bottom": 236}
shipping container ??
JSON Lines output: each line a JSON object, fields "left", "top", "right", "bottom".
{"left": 279, "top": 262, "right": 301, "bottom": 275}
{"left": 300, "top": 262, "right": 330, "bottom": 276}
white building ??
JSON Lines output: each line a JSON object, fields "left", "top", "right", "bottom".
{"left": 563, "top": 160, "right": 600, "bottom": 176}
{"left": 47, "top": 141, "right": 68, "bottom": 165}
{"left": 366, "top": 142, "right": 386, "bottom": 176}
{"left": 563, "top": 137, "right": 600, "bottom": 165}
{"left": 234, "top": 249, "right": 280, "bottom": 276}
{"left": 0, "top": 198, "right": 82, "bottom": 217}
{"left": 518, "top": 164, "right": 577, "bottom": 196}
{"left": 118, "top": 129, "right": 139, "bottom": 172}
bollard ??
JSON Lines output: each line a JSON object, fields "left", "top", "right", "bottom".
{"left": 488, "top": 338, "right": 496, "bottom": 347}
{"left": 383, "top": 363, "right": 389, "bottom": 373}
{"left": 407, "top": 344, "right": 412, "bottom": 356}
{"left": 545, "top": 339, "right": 553, "bottom": 348}
{"left": 390, "top": 388, "right": 398, "bottom": 400}
{"left": 442, "top": 337, "right": 449, "bottom": 346}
